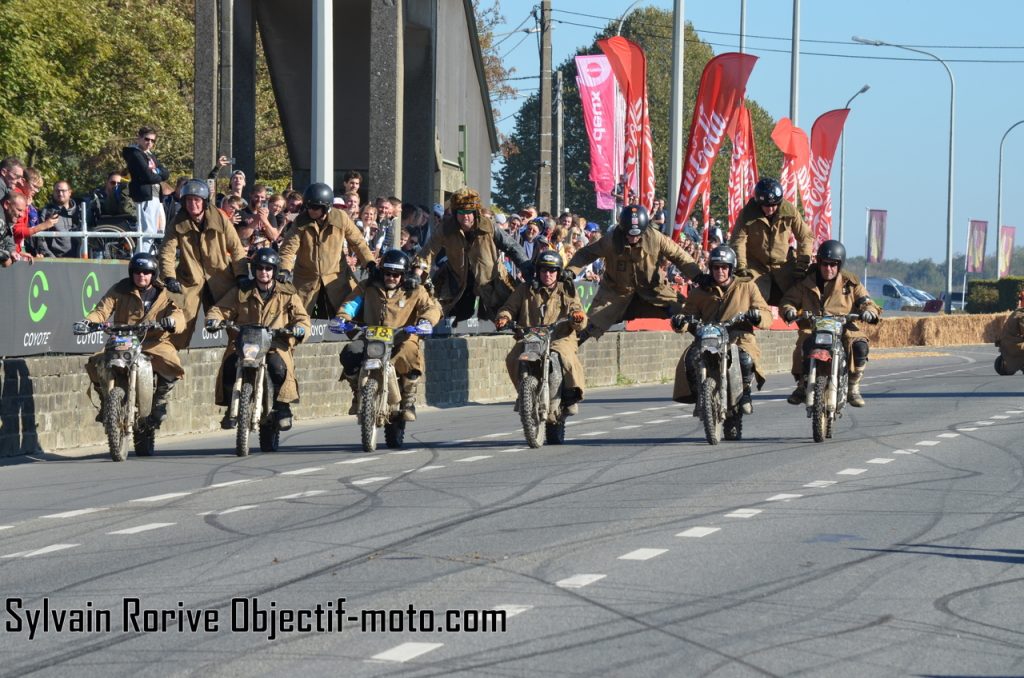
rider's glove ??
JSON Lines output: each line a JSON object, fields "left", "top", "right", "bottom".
{"left": 560, "top": 269, "right": 576, "bottom": 285}
{"left": 670, "top": 314, "right": 688, "bottom": 332}
{"left": 164, "top": 277, "right": 182, "bottom": 294}
{"left": 159, "top": 316, "right": 176, "bottom": 332}
{"left": 782, "top": 308, "right": 798, "bottom": 323}
{"left": 291, "top": 326, "right": 305, "bottom": 339}
{"left": 415, "top": 319, "right": 433, "bottom": 335}
{"left": 404, "top": 272, "right": 421, "bottom": 290}
{"left": 494, "top": 317, "right": 509, "bottom": 330}
{"left": 329, "top": 318, "right": 355, "bottom": 334}
{"left": 570, "top": 311, "right": 586, "bottom": 326}
{"left": 793, "top": 254, "right": 812, "bottom": 277}
{"left": 518, "top": 260, "right": 535, "bottom": 282}
{"left": 745, "top": 308, "right": 762, "bottom": 326}
{"left": 860, "top": 309, "right": 879, "bottom": 324}
{"left": 205, "top": 319, "right": 224, "bottom": 332}
{"left": 691, "top": 272, "right": 714, "bottom": 288}
{"left": 73, "top": 320, "right": 91, "bottom": 335}
{"left": 364, "top": 261, "right": 378, "bottom": 278}
{"left": 734, "top": 267, "right": 751, "bottom": 278}
{"left": 236, "top": 274, "right": 253, "bottom": 291}
{"left": 276, "top": 269, "right": 293, "bottom": 284}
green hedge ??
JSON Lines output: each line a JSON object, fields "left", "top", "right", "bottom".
{"left": 966, "top": 277, "right": 1024, "bottom": 313}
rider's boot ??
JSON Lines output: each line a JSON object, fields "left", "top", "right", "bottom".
{"left": 274, "top": 402, "right": 293, "bottom": 430}
{"left": 847, "top": 370, "right": 866, "bottom": 407}
{"left": 562, "top": 387, "right": 581, "bottom": 416}
{"left": 343, "top": 372, "right": 360, "bottom": 415}
{"left": 787, "top": 376, "right": 806, "bottom": 405}
{"left": 147, "top": 375, "right": 176, "bottom": 428}
{"left": 399, "top": 373, "right": 420, "bottom": 422}
{"left": 220, "top": 409, "right": 236, "bottom": 429}
{"left": 738, "top": 351, "right": 755, "bottom": 415}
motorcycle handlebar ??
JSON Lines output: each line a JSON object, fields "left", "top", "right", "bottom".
{"left": 211, "top": 321, "right": 294, "bottom": 338}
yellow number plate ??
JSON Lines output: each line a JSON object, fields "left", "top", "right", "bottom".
{"left": 366, "top": 326, "right": 393, "bottom": 341}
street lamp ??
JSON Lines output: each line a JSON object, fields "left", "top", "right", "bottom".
{"left": 837, "top": 84, "right": 870, "bottom": 245}
{"left": 852, "top": 36, "right": 955, "bottom": 312}
{"left": 997, "top": 119, "right": 1024, "bottom": 275}
{"left": 616, "top": 0, "right": 645, "bottom": 35}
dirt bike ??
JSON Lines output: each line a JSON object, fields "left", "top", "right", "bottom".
{"left": 683, "top": 313, "right": 747, "bottom": 445}
{"left": 82, "top": 322, "right": 158, "bottom": 462}
{"left": 507, "top": 319, "right": 574, "bottom": 449}
{"left": 330, "top": 320, "right": 431, "bottom": 452}
{"left": 798, "top": 312, "right": 861, "bottom": 443}
{"left": 217, "top": 322, "right": 294, "bottom": 456}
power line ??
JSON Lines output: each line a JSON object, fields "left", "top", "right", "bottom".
{"left": 492, "top": 8, "right": 537, "bottom": 49}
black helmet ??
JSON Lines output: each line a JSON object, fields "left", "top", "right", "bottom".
{"left": 754, "top": 177, "right": 783, "bottom": 206}
{"left": 535, "top": 249, "right": 563, "bottom": 272}
{"left": 619, "top": 204, "right": 649, "bottom": 237}
{"left": 817, "top": 239, "right": 846, "bottom": 270}
{"left": 380, "top": 249, "right": 411, "bottom": 275}
{"left": 303, "top": 182, "right": 334, "bottom": 212}
{"left": 180, "top": 178, "right": 210, "bottom": 202}
{"left": 128, "top": 252, "right": 159, "bottom": 275}
{"left": 252, "top": 247, "right": 281, "bottom": 272}
{"left": 708, "top": 245, "right": 737, "bottom": 274}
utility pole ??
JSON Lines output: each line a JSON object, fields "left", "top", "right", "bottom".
{"left": 667, "top": 0, "right": 685, "bottom": 236}
{"left": 789, "top": 0, "right": 800, "bottom": 124}
{"left": 537, "top": 0, "right": 552, "bottom": 213}
{"left": 554, "top": 69, "right": 564, "bottom": 215}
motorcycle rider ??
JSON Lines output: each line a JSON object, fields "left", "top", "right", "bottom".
{"left": 670, "top": 245, "right": 771, "bottom": 414}
{"left": 205, "top": 247, "right": 311, "bottom": 431}
{"left": 494, "top": 250, "right": 588, "bottom": 415}
{"left": 158, "top": 178, "right": 249, "bottom": 349}
{"left": 74, "top": 252, "right": 185, "bottom": 428}
{"left": 277, "top": 182, "right": 376, "bottom": 317}
{"left": 994, "top": 290, "right": 1024, "bottom": 375}
{"left": 729, "top": 177, "right": 814, "bottom": 305}
{"left": 565, "top": 204, "right": 705, "bottom": 344}
{"left": 779, "top": 239, "right": 881, "bottom": 407}
{"left": 335, "top": 249, "right": 441, "bottom": 421}
{"left": 414, "top": 187, "right": 532, "bottom": 324}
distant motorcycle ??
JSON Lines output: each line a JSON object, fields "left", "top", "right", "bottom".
{"left": 682, "top": 313, "right": 747, "bottom": 445}
{"left": 330, "top": 320, "right": 430, "bottom": 452}
{"left": 798, "top": 312, "right": 861, "bottom": 443}
{"left": 507, "top": 320, "right": 572, "bottom": 449}
{"left": 214, "top": 322, "right": 294, "bottom": 456}
{"left": 81, "top": 322, "right": 158, "bottom": 462}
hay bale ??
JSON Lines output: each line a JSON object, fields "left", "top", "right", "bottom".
{"left": 860, "top": 312, "right": 1009, "bottom": 347}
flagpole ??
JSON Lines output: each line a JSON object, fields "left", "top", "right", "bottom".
{"left": 961, "top": 219, "right": 970, "bottom": 313}
{"left": 863, "top": 208, "right": 869, "bottom": 285}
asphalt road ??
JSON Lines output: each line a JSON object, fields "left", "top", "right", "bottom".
{"left": 1, "top": 345, "right": 1022, "bottom": 677}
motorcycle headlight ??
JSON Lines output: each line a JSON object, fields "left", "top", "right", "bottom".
{"left": 365, "top": 341, "right": 387, "bottom": 360}
{"left": 814, "top": 332, "right": 834, "bottom": 346}
{"left": 363, "top": 358, "right": 383, "bottom": 370}
{"left": 241, "top": 342, "right": 260, "bottom": 361}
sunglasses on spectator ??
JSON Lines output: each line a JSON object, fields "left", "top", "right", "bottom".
{"left": 142, "top": 137, "right": 156, "bottom": 143}
{"left": 456, "top": 209, "right": 475, "bottom": 215}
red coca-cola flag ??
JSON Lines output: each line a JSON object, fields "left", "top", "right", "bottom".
{"left": 771, "top": 117, "right": 810, "bottom": 207}
{"left": 806, "top": 109, "right": 850, "bottom": 246}
{"left": 673, "top": 52, "right": 758, "bottom": 237}
{"left": 727, "top": 104, "right": 758, "bottom": 232}
{"left": 598, "top": 37, "right": 656, "bottom": 211}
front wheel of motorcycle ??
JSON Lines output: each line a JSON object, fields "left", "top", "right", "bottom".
{"left": 700, "top": 377, "right": 722, "bottom": 445}
{"left": 812, "top": 374, "right": 829, "bottom": 443}
{"left": 359, "top": 379, "right": 380, "bottom": 452}
{"left": 519, "top": 373, "right": 543, "bottom": 449}
{"left": 105, "top": 385, "right": 128, "bottom": 462}
{"left": 235, "top": 382, "right": 253, "bottom": 456}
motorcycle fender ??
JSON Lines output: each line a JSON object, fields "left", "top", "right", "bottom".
{"left": 229, "top": 372, "right": 244, "bottom": 419}
{"left": 808, "top": 349, "right": 831, "bottom": 362}
{"left": 804, "top": 363, "right": 816, "bottom": 407}
{"left": 519, "top": 351, "right": 542, "bottom": 362}
{"left": 386, "top": 368, "right": 402, "bottom": 407}
{"left": 725, "top": 345, "right": 743, "bottom": 410}
{"left": 547, "top": 353, "right": 563, "bottom": 420}
{"left": 135, "top": 356, "right": 154, "bottom": 419}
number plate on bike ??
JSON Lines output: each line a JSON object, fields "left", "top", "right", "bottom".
{"left": 814, "top": 318, "right": 843, "bottom": 334}
{"left": 697, "top": 325, "right": 723, "bottom": 339}
{"left": 112, "top": 335, "right": 135, "bottom": 351}
{"left": 366, "top": 326, "right": 393, "bottom": 341}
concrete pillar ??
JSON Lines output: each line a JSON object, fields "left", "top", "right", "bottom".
{"left": 232, "top": 0, "right": 257, "bottom": 185}
{"left": 311, "top": 0, "right": 334, "bottom": 186}
{"left": 217, "top": 0, "right": 233, "bottom": 172}
{"left": 369, "top": 0, "right": 404, "bottom": 198}
{"left": 193, "top": 0, "right": 218, "bottom": 179}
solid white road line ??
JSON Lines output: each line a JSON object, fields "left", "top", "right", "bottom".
{"left": 766, "top": 493, "right": 802, "bottom": 501}
{"left": 276, "top": 491, "right": 328, "bottom": 499}
{"left": 280, "top": 467, "right": 324, "bottom": 476}
{"left": 676, "top": 527, "right": 721, "bottom": 537}
{"left": 837, "top": 468, "right": 867, "bottom": 475}
{"left": 619, "top": 548, "right": 668, "bottom": 561}
{"left": 132, "top": 492, "right": 192, "bottom": 502}
{"left": 455, "top": 456, "right": 492, "bottom": 462}
{"left": 3, "top": 544, "right": 80, "bottom": 558}
{"left": 108, "top": 522, "right": 175, "bottom": 535}
{"left": 208, "top": 479, "right": 258, "bottom": 489}
{"left": 556, "top": 574, "right": 606, "bottom": 589}
{"left": 493, "top": 604, "right": 533, "bottom": 618}
{"left": 351, "top": 477, "right": 391, "bottom": 486}
{"left": 804, "top": 480, "right": 838, "bottom": 488}
{"left": 867, "top": 458, "right": 894, "bottom": 464}
{"left": 41, "top": 508, "right": 107, "bottom": 519}
{"left": 725, "top": 508, "right": 762, "bottom": 518}
{"left": 370, "top": 642, "right": 444, "bottom": 663}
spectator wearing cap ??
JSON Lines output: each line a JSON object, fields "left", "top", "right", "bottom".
{"left": 122, "top": 125, "right": 169, "bottom": 253}
{"left": 520, "top": 219, "right": 541, "bottom": 260}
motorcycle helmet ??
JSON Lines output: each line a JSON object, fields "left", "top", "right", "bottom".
{"left": 535, "top": 249, "right": 563, "bottom": 272}
{"left": 252, "top": 247, "right": 281, "bottom": 272}
{"left": 707, "top": 245, "right": 738, "bottom": 275}
{"left": 303, "top": 182, "right": 335, "bottom": 213}
{"left": 128, "top": 252, "right": 159, "bottom": 275}
{"left": 179, "top": 178, "right": 210, "bottom": 202}
{"left": 753, "top": 177, "right": 784, "bottom": 206}
{"left": 619, "top": 204, "right": 649, "bottom": 237}
{"left": 380, "top": 249, "right": 411, "bottom": 275}
{"left": 816, "top": 239, "right": 847, "bottom": 270}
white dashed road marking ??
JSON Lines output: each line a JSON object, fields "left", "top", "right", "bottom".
{"left": 804, "top": 480, "right": 837, "bottom": 488}
{"left": 277, "top": 491, "right": 328, "bottom": 499}
{"left": 957, "top": 427, "right": 978, "bottom": 432}
{"left": 280, "top": 467, "right": 324, "bottom": 476}
{"left": 351, "top": 477, "right": 391, "bottom": 486}
{"left": 644, "top": 419, "right": 670, "bottom": 424}
{"left": 916, "top": 441, "right": 941, "bottom": 446}
{"left": 3, "top": 544, "right": 80, "bottom": 559}
{"left": 493, "top": 604, "right": 532, "bottom": 618}
{"left": 406, "top": 465, "right": 445, "bottom": 473}
{"left": 578, "top": 431, "right": 607, "bottom": 437}
{"left": 937, "top": 433, "right": 960, "bottom": 438}
{"left": 371, "top": 642, "right": 444, "bottom": 663}
{"left": 991, "top": 415, "right": 1010, "bottom": 420}
{"left": 387, "top": 449, "right": 420, "bottom": 455}
{"left": 200, "top": 505, "right": 258, "bottom": 516}
{"left": 132, "top": 492, "right": 192, "bottom": 503}
{"left": 455, "top": 456, "right": 492, "bottom": 463}
{"left": 336, "top": 458, "right": 373, "bottom": 464}
{"left": 556, "top": 574, "right": 606, "bottom": 589}
{"left": 108, "top": 523, "right": 175, "bottom": 535}
{"left": 837, "top": 468, "right": 867, "bottom": 475}
{"left": 676, "top": 527, "right": 721, "bottom": 537}
{"left": 41, "top": 508, "right": 107, "bottom": 519}
{"left": 725, "top": 509, "right": 762, "bottom": 518}
{"left": 617, "top": 425, "right": 643, "bottom": 430}
{"left": 500, "top": 448, "right": 527, "bottom": 453}
{"left": 867, "top": 458, "right": 894, "bottom": 464}
{"left": 766, "top": 493, "right": 802, "bottom": 502}
{"left": 976, "top": 421, "right": 995, "bottom": 426}
{"left": 208, "top": 479, "right": 258, "bottom": 489}
{"left": 619, "top": 548, "right": 668, "bottom": 561}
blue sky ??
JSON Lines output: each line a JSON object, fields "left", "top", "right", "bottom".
{"left": 489, "top": 0, "right": 1024, "bottom": 264}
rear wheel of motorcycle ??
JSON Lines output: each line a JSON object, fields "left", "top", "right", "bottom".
{"left": 701, "top": 377, "right": 722, "bottom": 445}
{"left": 133, "top": 424, "right": 155, "bottom": 457}
{"left": 359, "top": 380, "right": 380, "bottom": 452}
{"left": 235, "top": 382, "right": 253, "bottom": 457}
{"left": 259, "top": 423, "right": 280, "bottom": 452}
{"left": 105, "top": 386, "right": 128, "bottom": 462}
{"left": 384, "top": 417, "right": 406, "bottom": 449}
{"left": 723, "top": 412, "right": 743, "bottom": 441}
{"left": 519, "top": 374, "right": 542, "bottom": 449}
{"left": 812, "top": 374, "right": 829, "bottom": 443}
{"left": 545, "top": 417, "right": 566, "bottom": 445}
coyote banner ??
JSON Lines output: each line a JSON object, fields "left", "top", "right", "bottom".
{"left": 867, "top": 209, "right": 887, "bottom": 264}
{"left": 966, "top": 220, "right": 988, "bottom": 274}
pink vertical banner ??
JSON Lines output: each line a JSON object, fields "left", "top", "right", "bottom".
{"left": 967, "top": 220, "right": 988, "bottom": 273}
{"left": 576, "top": 55, "right": 621, "bottom": 210}
{"left": 998, "top": 226, "right": 1015, "bottom": 278}
{"left": 866, "top": 209, "right": 887, "bottom": 263}
{"left": 727, "top": 104, "right": 758, "bottom": 232}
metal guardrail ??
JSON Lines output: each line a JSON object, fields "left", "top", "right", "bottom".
{"left": 29, "top": 202, "right": 161, "bottom": 258}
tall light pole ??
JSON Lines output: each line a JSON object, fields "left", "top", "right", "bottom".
{"left": 616, "top": 0, "right": 644, "bottom": 35}
{"left": 837, "top": 84, "right": 869, "bottom": 245}
{"left": 997, "top": 120, "right": 1024, "bottom": 277}
{"left": 853, "top": 36, "right": 955, "bottom": 312}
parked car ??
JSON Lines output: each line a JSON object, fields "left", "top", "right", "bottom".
{"left": 865, "top": 277, "right": 920, "bottom": 311}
